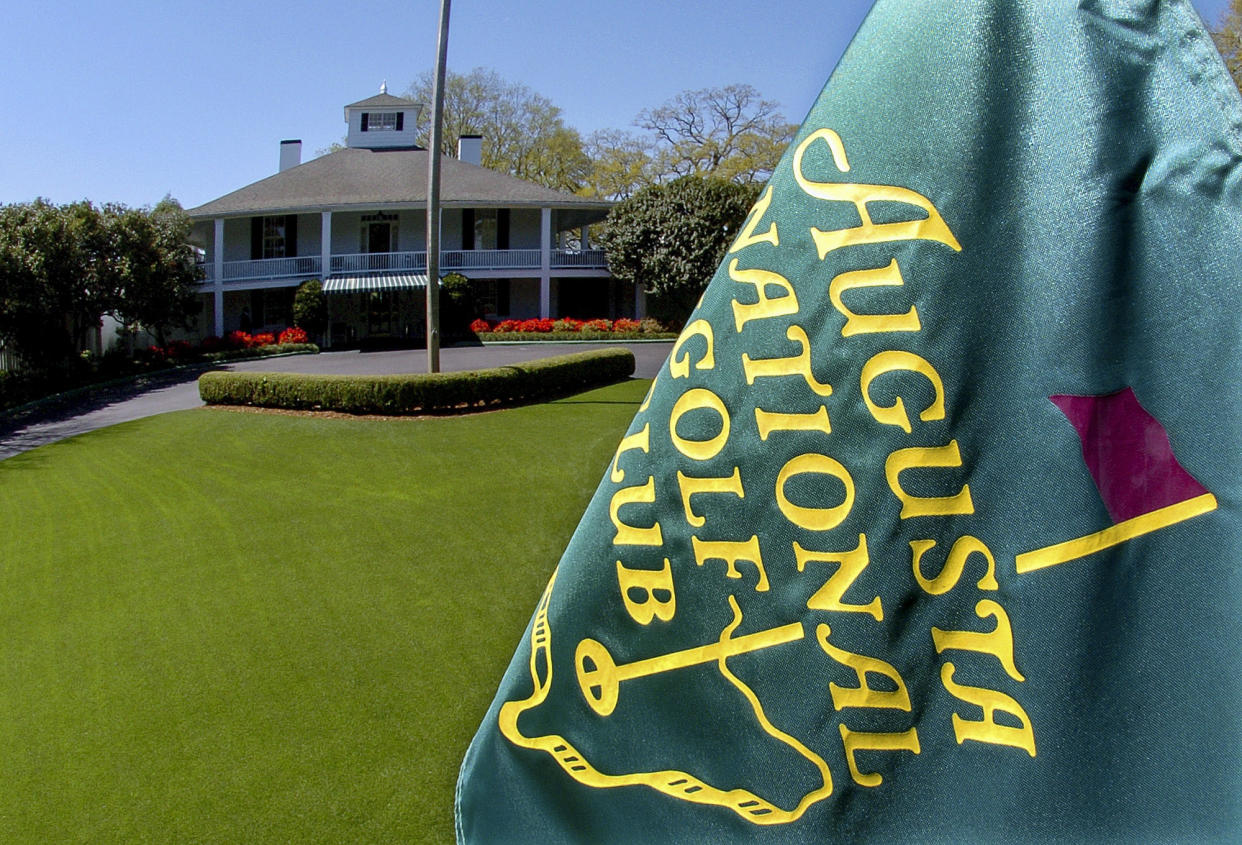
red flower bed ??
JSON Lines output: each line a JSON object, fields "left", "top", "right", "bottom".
{"left": 249, "top": 332, "right": 276, "bottom": 347}
{"left": 474, "top": 316, "right": 669, "bottom": 336}
{"left": 517, "top": 318, "right": 555, "bottom": 333}
{"left": 278, "top": 326, "right": 309, "bottom": 344}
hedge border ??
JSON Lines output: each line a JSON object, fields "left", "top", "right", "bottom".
{"left": 198, "top": 347, "right": 636, "bottom": 415}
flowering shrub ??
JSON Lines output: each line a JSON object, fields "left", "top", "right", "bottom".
{"left": 278, "top": 326, "right": 309, "bottom": 344}
{"left": 166, "top": 340, "right": 195, "bottom": 359}
{"left": 476, "top": 316, "right": 672, "bottom": 335}
{"left": 226, "top": 330, "right": 252, "bottom": 350}
{"left": 249, "top": 332, "right": 276, "bottom": 347}
{"left": 200, "top": 335, "right": 226, "bottom": 353}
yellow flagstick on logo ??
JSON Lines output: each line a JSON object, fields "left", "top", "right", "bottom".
{"left": 498, "top": 575, "right": 834, "bottom": 825}
{"left": 1016, "top": 493, "right": 1217, "bottom": 573}
{"left": 1017, "top": 389, "right": 1217, "bottom": 574}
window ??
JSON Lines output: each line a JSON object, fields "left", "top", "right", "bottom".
{"left": 262, "top": 217, "right": 286, "bottom": 259}
{"left": 361, "top": 112, "right": 403, "bottom": 132}
{"left": 461, "top": 208, "right": 508, "bottom": 250}
{"left": 360, "top": 212, "right": 399, "bottom": 254}
{"left": 251, "top": 215, "right": 297, "bottom": 260}
{"left": 474, "top": 279, "right": 509, "bottom": 318}
{"left": 474, "top": 209, "right": 498, "bottom": 250}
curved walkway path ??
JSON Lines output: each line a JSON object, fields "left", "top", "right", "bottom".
{"left": 0, "top": 342, "right": 672, "bottom": 461}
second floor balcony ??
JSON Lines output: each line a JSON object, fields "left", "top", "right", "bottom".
{"left": 200, "top": 248, "right": 609, "bottom": 285}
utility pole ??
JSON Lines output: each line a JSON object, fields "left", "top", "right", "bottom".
{"left": 425, "top": 0, "right": 451, "bottom": 372}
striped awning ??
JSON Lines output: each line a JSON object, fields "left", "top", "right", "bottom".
{"left": 322, "top": 272, "right": 428, "bottom": 293}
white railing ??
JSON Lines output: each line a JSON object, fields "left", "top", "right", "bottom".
{"left": 551, "top": 249, "right": 608, "bottom": 269}
{"left": 221, "top": 256, "right": 321, "bottom": 282}
{"left": 197, "top": 247, "right": 605, "bottom": 285}
{"left": 443, "top": 249, "right": 542, "bottom": 270}
{"left": 331, "top": 251, "right": 427, "bottom": 274}
{"left": 0, "top": 347, "right": 23, "bottom": 373}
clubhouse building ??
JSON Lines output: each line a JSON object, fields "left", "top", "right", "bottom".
{"left": 186, "top": 86, "right": 636, "bottom": 345}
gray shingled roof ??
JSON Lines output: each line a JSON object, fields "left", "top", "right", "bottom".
{"left": 186, "top": 148, "right": 611, "bottom": 219}
{"left": 344, "top": 92, "right": 419, "bottom": 110}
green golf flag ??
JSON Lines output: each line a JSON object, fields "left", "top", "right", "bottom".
{"left": 456, "top": 0, "right": 1242, "bottom": 840}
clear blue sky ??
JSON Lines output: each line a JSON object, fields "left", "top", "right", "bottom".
{"left": 0, "top": 0, "right": 1231, "bottom": 209}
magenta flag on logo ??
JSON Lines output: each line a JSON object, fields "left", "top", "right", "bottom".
{"left": 1050, "top": 388, "right": 1209, "bottom": 523}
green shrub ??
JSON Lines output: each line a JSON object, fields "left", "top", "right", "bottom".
{"left": 198, "top": 348, "right": 635, "bottom": 415}
{"left": 440, "top": 273, "right": 476, "bottom": 338}
{"left": 293, "top": 280, "right": 327, "bottom": 337}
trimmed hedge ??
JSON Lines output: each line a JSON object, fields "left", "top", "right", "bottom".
{"left": 198, "top": 348, "right": 636, "bottom": 415}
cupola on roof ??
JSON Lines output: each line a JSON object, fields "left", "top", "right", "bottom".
{"left": 343, "top": 83, "right": 423, "bottom": 149}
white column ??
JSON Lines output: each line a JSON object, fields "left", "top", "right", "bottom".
{"left": 213, "top": 218, "right": 225, "bottom": 337}
{"left": 320, "top": 211, "right": 332, "bottom": 280}
{"left": 321, "top": 211, "right": 333, "bottom": 348}
{"left": 539, "top": 207, "right": 552, "bottom": 319}
{"left": 581, "top": 225, "right": 589, "bottom": 250}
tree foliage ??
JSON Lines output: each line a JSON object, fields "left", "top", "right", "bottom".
{"left": 581, "top": 129, "right": 657, "bottom": 201}
{"left": 579, "top": 84, "right": 797, "bottom": 200}
{"left": 637, "top": 84, "right": 797, "bottom": 185}
{"left": 107, "top": 198, "right": 202, "bottom": 348}
{"left": 0, "top": 199, "right": 201, "bottom": 371}
{"left": 1212, "top": 0, "right": 1242, "bottom": 92}
{"left": 594, "top": 176, "right": 759, "bottom": 325}
{"left": 406, "top": 67, "right": 590, "bottom": 191}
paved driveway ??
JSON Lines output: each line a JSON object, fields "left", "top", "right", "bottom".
{"left": 0, "top": 342, "right": 672, "bottom": 461}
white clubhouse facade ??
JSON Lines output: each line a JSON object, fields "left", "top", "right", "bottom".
{"left": 187, "top": 87, "right": 636, "bottom": 345}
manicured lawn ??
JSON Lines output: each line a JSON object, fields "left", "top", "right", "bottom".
{"left": 0, "top": 379, "right": 648, "bottom": 843}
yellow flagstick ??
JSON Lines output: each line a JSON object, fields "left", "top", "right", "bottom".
{"left": 575, "top": 622, "right": 805, "bottom": 717}
{"left": 1016, "top": 493, "right": 1217, "bottom": 573}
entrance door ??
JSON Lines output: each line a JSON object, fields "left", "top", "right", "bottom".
{"left": 367, "top": 222, "right": 391, "bottom": 254}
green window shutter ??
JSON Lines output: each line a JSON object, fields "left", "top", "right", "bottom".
{"left": 250, "top": 217, "right": 262, "bottom": 260}
{"left": 498, "top": 209, "right": 510, "bottom": 250}
{"left": 286, "top": 215, "right": 298, "bottom": 257}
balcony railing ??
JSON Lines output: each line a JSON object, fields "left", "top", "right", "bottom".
{"left": 552, "top": 249, "right": 607, "bottom": 268}
{"left": 444, "top": 248, "right": 543, "bottom": 270}
{"left": 200, "top": 248, "right": 608, "bottom": 285}
{"left": 330, "top": 251, "right": 426, "bottom": 274}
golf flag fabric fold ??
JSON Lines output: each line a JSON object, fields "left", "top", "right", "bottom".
{"left": 457, "top": 0, "right": 1242, "bottom": 840}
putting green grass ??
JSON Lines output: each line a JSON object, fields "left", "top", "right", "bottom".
{"left": 0, "top": 379, "right": 649, "bottom": 843}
